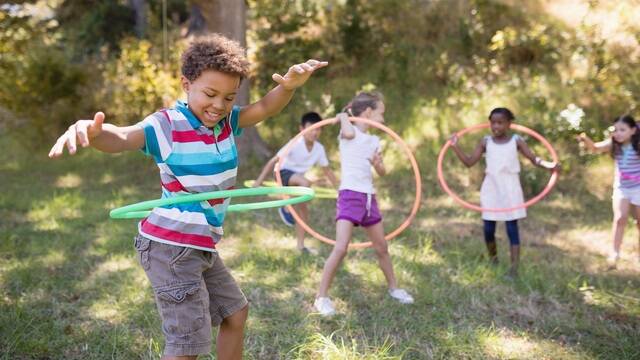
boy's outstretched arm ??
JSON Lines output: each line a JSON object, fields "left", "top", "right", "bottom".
{"left": 239, "top": 59, "right": 328, "bottom": 128}
{"left": 48, "top": 112, "right": 145, "bottom": 158}
{"left": 254, "top": 156, "right": 279, "bottom": 187}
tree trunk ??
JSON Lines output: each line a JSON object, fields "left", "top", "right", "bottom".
{"left": 188, "top": 0, "right": 272, "bottom": 160}
{"left": 128, "top": 0, "right": 147, "bottom": 38}
{"left": 186, "top": 4, "right": 206, "bottom": 36}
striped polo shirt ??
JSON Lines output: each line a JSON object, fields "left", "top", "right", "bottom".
{"left": 615, "top": 144, "right": 640, "bottom": 189}
{"left": 136, "top": 100, "right": 243, "bottom": 251}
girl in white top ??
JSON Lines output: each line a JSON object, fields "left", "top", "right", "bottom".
{"left": 450, "top": 108, "right": 556, "bottom": 277}
{"left": 314, "top": 92, "right": 414, "bottom": 316}
{"left": 578, "top": 114, "right": 640, "bottom": 269}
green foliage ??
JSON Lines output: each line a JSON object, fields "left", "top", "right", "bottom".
{"left": 0, "top": 4, "right": 92, "bottom": 142}
{"left": 249, "top": 0, "right": 324, "bottom": 91}
{"left": 246, "top": 0, "right": 640, "bottom": 194}
{"left": 56, "top": 0, "right": 136, "bottom": 56}
{"left": 101, "top": 38, "right": 182, "bottom": 124}
{"left": 291, "top": 332, "right": 400, "bottom": 359}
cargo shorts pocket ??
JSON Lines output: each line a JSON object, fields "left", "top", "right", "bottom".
{"left": 155, "top": 282, "right": 206, "bottom": 336}
{"left": 133, "top": 235, "right": 151, "bottom": 270}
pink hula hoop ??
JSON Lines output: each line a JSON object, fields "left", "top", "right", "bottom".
{"left": 437, "top": 122, "right": 559, "bottom": 212}
{"left": 275, "top": 116, "right": 422, "bottom": 249}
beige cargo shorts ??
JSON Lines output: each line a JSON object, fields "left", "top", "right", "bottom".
{"left": 134, "top": 234, "right": 248, "bottom": 356}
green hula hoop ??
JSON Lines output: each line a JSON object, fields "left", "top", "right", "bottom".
{"left": 243, "top": 180, "right": 337, "bottom": 199}
{"left": 110, "top": 186, "right": 315, "bottom": 219}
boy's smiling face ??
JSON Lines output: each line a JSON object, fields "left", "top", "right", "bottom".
{"left": 182, "top": 69, "right": 241, "bottom": 128}
{"left": 301, "top": 122, "right": 321, "bottom": 143}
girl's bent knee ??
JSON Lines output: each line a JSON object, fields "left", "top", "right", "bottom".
{"left": 615, "top": 217, "right": 628, "bottom": 227}
{"left": 374, "top": 244, "right": 389, "bottom": 257}
{"left": 333, "top": 246, "right": 348, "bottom": 258}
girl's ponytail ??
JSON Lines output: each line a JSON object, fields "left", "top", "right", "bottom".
{"left": 342, "top": 101, "right": 354, "bottom": 115}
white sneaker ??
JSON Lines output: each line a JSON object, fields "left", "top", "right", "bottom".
{"left": 388, "top": 288, "right": 414, "bottom": 304}
{"left": 607, "top": 253, "right": 620, "bottom": 270}
{"left": 313, "top": 297, "right": 336, "bottom": 316}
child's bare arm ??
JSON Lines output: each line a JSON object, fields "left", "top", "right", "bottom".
{"left": 516, "top": 137, "right": 557, "bottom": 170}
{"left": 370, "top": 150, "right": 386, "bottom": 176}
{"left": 254, "top": 156, "right": 279, "bottom": 187}
{"left": 322, "top": 167, "right": 339, "bottom": 188}
{"left": 337, "top": 112, "right": 355, "bottom": 139}
{"left": 450, "top": 135, "right": 485, "bottom": 167}
{"left": 238, "top": 60, "right": 328, "bottom": 128}
{"left": 48, "top": 112, "right": 145, "bottom": 158}
{"left": 578, "top": 133, "right": 611, "bottom": 154}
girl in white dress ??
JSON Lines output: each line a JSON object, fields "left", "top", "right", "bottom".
{"left": 450, "top": 108, "right": 557, "bottom": 277}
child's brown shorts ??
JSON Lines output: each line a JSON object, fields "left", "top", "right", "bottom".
{"left": 134, "top": 234, "right": 248, "bottom": 356}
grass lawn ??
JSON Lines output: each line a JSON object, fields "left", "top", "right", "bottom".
{"left": 1, "top": 136, "right": 639, "bottom": 359}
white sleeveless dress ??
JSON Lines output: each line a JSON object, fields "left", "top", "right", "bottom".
{"left": 480, "top": 134, "right": 527, "bottom": 221}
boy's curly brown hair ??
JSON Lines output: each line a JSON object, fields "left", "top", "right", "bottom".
{"left": 181, "top": 34, "right": 250, "bottom": 82}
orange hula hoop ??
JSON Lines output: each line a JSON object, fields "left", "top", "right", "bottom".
{"left": 437, "top": 122, "right": 559, "bottom": 212}
{"left": 275, "top": 117, "right": 422, "bottom": 249}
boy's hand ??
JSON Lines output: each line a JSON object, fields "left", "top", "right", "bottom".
{"left": 49, "top": 112, "right": 104, "bottom": 158}
{"left": 272, "top": 59, "right": 328, "bottom": 91}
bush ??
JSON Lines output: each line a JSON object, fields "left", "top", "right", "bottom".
{"left": 100, "top": 38, "right": 182, "bottom": 125}
{"left": 0, "top": 42, "right": 91, "bottom": 143}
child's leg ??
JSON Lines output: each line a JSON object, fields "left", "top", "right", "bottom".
{"left": 203, "top": 252, "right": 248, "bottom": 360}
{"left": 365, "top": 221, "right": 398, "bottom": 289}
{"left": 162, "top": 355, "right": 197, "bottom": 360}
{"left": 217, "top": 305, "right": 248, "bottom": 360}
{"left": 294, "top": 202, "right": 309, "bottom": 250}
{"left": 288, "top": 174, "right": 312, "bottom": 250}
{"left": 317, "top": 219, "right": 353, "bottom": 298}
{"left": 483, "top": 220, "right": 498, "bottom": 263}
{"left": 633, "top": 205, "right": 640, "bottom": 261}
{"left": 505, "top": 220, "right": 520, "bottom": 274}
{"left": 611, "top": 196, "right": 631, "bottom": 263}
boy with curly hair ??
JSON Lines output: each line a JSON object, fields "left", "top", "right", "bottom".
{"left": 49, "top": 34, "right": 327, "bottom": 360}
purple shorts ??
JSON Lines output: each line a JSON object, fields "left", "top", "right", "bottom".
{"left": 335, "top": 189, "right": 382, "bottom": 227}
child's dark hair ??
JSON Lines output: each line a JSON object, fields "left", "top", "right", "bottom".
{"left": 611, "top": 114, "right": 640, "bottom": 156}
{"left": 343, "top": 91, "right": 384, "bottom": 116}
{"left": 488, "top": 107, "right": 515, "bottom": 121}
{"left": 300, "top": 112, "right": 322, "bottom": 127}
{"left": 181, "top": 34, "right": 250, "bottom": 82}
